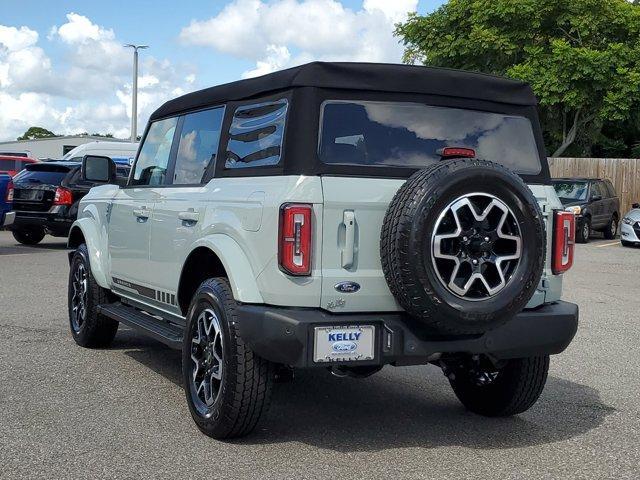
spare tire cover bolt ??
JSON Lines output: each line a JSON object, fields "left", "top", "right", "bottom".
{"left": 472, "top": 259, "right": 478, "bottom": 265}
{"left": 463, "top": 236, "right": 468, "bottom": 242}
{"left": 484, "top": 236, "right": 490, "bottom": 242}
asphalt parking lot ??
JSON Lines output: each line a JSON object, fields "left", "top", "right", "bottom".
{"left": 0, "top": 231, "right": 638, "bottom": 479}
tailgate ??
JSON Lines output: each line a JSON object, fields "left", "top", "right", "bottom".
{"left": 320, "top": 178, "right": 562, "bottom": 313}
{"left": 320, "top": 176, "right": 405, "bottom": 312}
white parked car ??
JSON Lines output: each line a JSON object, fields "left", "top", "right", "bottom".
{"left": 621, "top": 202, "right": 640, "bottom": 247}
{"left": 66, "top": 62, "right": 579, "bottom": 439}
{"left": 62, "top": 141, "right": 139, "bottom": 166}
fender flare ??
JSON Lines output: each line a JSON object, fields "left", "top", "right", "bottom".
{"left": 187, "top": 235, "right": 264, "bottom": 304}
{"left": 68, "top": 214, "right": 110, "bottom": 289}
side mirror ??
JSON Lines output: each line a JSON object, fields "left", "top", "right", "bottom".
{"left": 633, "top": 203, "right": 640, "bottom": 209}
{"left": 82, "top": 155, "right": 116, "bottom": 184}
{"left": 590, "top": 194, "right": 602, "bottom": 202}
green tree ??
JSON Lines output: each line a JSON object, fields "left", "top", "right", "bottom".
{"left": 17, "top": 126, "right": 58, "bottom": 141}
{"left": 396, "top": 0, "right": 640, "bottom": 157}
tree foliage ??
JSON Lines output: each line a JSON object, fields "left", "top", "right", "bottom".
{"left": 396, "top": 0, "right": 640, "bottom": 157}
{"left": 17, "top": 126, "right": 58, "bottom": 141}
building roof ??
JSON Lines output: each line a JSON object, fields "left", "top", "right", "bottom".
{"left": 150, "top": 62, "right": 538, "bottom": 121}
{"left": 0, "top": 135, "right": 130, "bottom": 145}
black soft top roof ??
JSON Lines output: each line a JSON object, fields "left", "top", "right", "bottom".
{"left": 150, "top": 62, "right": 537, "bottom": 120}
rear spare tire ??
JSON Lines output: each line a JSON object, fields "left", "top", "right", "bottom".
{"left": 380, "top": 158, "right": 545, "bottom": 335}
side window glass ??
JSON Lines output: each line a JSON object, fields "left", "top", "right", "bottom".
{"left": 225, "top": 100, "right": 287, "bottom": 169}
{"left": 591, "top": 182, "right": 603, "bottom": 199}
{"left": 173, "top": 107, "right": 224, "bottom": 185}
{"left": 132, "top": 117, "right": 178, "bottom": 186}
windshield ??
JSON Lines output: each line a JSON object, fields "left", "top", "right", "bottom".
{"left": 553, "top": 181, "right": 588, "bottom": 201}
{"left": 319, "top": 101, "right": 542, "bottom": 174}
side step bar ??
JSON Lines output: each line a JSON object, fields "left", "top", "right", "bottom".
{"left": 98, "top": 303, "right": 184, "bottom": 349}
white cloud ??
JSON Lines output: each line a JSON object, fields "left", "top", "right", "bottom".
{"left": 0, "top": 14, "right": 197, "bottom": 143}
{"left": 180, "top": 0, "right": 418, "bottom": 77}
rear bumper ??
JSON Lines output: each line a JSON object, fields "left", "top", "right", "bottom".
{"left": 1, "top": 211, "right": 15, "bottom": 228}
{"left": 9, "top": 209, "right": 73, "bottom": 236}
{"left": 236, "top": 301, "right": 579, "bottom": 368}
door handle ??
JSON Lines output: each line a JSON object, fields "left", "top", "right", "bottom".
{"left": 341, "top": 210, "right": 356, "bottom": 269}
{"left": 178, "top": 211, "right": 199, "bottom": 224}
{"left": 133, "top": 207, "right": 149, "bottom": 220}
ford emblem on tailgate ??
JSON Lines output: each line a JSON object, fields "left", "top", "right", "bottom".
{"left": 334, "top": 281, "right": 360, "bottom": 293}
{"left": 332, "top": 341, "right": 357, "bottom": 352}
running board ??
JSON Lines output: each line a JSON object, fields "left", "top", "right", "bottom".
{"left": 98, "top": 303, "right": 184, "bottom": 349}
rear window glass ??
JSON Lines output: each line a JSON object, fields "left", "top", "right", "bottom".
{"left": 553, "top": 181, "right": 588, "bottom": 201}
{"left": 319, "top": 101, "right": 541, "bottom": 174}
{"left": 225, "top": 100, "right": 287, "bottom": 169}
{"left": 13, "top": 165, "right": 70, "bottom": 185}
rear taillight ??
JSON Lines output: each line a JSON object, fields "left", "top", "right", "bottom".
{"left": 6, "top": 180, "right": 13, "bottom": 202}
{"left": 53, "top": 187, "right": 73, "bottom": 206}
{"left": 552, "top": 210, "right": 575, "bottom": 274}
{"left": 278, "top": 203, "right": 312, "bottom": 276}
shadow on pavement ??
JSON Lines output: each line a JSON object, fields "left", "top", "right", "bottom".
{"left": 117, "top": 328, "right": 614, "bottom": 452}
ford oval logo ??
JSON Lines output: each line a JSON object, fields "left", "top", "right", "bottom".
{"left": 332, "top": 341, "right": 357, "bottom": 352}
{"left": 334, "top": 281, "right": 361, "bottom": 293}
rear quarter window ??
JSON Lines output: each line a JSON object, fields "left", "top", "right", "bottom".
{"left": 319, "top": 101, "right": 542, "bottom": 175}
{"left": 224, "top": 100, "right": 287, "bottom": 169}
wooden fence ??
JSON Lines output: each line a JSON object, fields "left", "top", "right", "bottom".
{"left": 548, "top": 157, "right": 640, "bottom": 215}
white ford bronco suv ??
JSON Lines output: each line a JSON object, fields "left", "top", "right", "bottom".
{"left": 67, "top": 62, "right": 578, "bottom": 439}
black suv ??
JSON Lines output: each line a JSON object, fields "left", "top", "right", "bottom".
{"left": 9, "top": 161, "right": 129, "bottom": 245}
{"left": 552, "top": 178, "right": 620, "bottom": 243}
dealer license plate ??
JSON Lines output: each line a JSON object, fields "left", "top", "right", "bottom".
{"left": 313, "top": 325, "right": 375, "bottom": 363}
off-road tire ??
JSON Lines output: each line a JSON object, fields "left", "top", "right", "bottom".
{"left": 13, "top": 228, "right": 45, "bottom": 245}
{"left": 182, "top": 278, "right": 273, "bottom": 439}
{"left": 621, "top": 240, "right": 634, "bottom": 247}
{"left": 603, "top": 215, "right": 618, "bottom": 240}
{"left": 380, "top": 158, "right": 545, "bottom": 335}
{"left": 576, "top": 218, "right": 590, "bottom": 243}
{"left": 449, "top": 355, "right": 549, "bottom": 417}
{"left": 68, "top": 244, "right": 119, "bottom": 348}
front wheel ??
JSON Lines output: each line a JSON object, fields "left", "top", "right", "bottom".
{"left": 182, "top": 278, "right": 273, "bottom": 439}
{"left": 446, "top": 355, "right": 549, "bottom": 417}
{"left": 68, "top": 244, "right": 119, "bottom": 347}
{"left": 12, "top": 228, "right": 45, "bottom": 245}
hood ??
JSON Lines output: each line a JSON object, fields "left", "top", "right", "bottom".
{"left": 558, "top": 198, "right": 586, "bottom": 208}
{"left": 624, "top": 208, "right": 640, "bottom": 222}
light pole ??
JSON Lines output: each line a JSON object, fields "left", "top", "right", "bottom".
{"left": 124, "top": 44, "right": 148, "bottom": 142}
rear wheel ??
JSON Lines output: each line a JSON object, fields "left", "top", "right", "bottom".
{"left": 12, "top": 228, "right": 45, "bottom": 245}
{"left": 446, "top": 355, "right": 549, "bottom": 417}
{"left": 603, "top": 216, "right": 618, "bottom": 240}
{"left": 182, "top": 278, "right": 273, "bottom": 439}
{"left": 68, "top": 244, "right": 119, "bottom": 348}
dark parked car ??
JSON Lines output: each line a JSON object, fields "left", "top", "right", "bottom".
{"left": 8, "top": 160, "right": 130, "bottom": 245}
{"left": 552, "top": 178, "right": 620, "bottom": 243}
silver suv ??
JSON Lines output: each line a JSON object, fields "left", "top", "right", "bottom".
{"left": 67, "top": 62, "right": 578, "bottom": 439}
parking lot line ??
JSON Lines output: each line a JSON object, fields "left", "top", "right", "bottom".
{"left": 595, "top": 241, "right": 620, "bottom": 248}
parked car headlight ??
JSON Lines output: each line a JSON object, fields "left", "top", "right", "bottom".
{"left": 565, "top": 205, "right": 581, "bottom": 215}
{"left": 622, "top": 217, "right": 634, "bottom": 225}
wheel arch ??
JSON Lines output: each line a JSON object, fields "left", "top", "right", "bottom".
{"left": 67, "top": 218, "right": 110, "bottom": 289}
{"left": 177, "top": 235, "right": 264, "bottom": 315}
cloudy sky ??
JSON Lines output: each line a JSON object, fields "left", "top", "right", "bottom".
{"left": 0, "top": 0, "right": 443, "bottom": 142}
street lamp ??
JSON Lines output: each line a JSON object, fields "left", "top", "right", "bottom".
{"left": 124, "top": 44, "right": 148, "bottom": 142}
